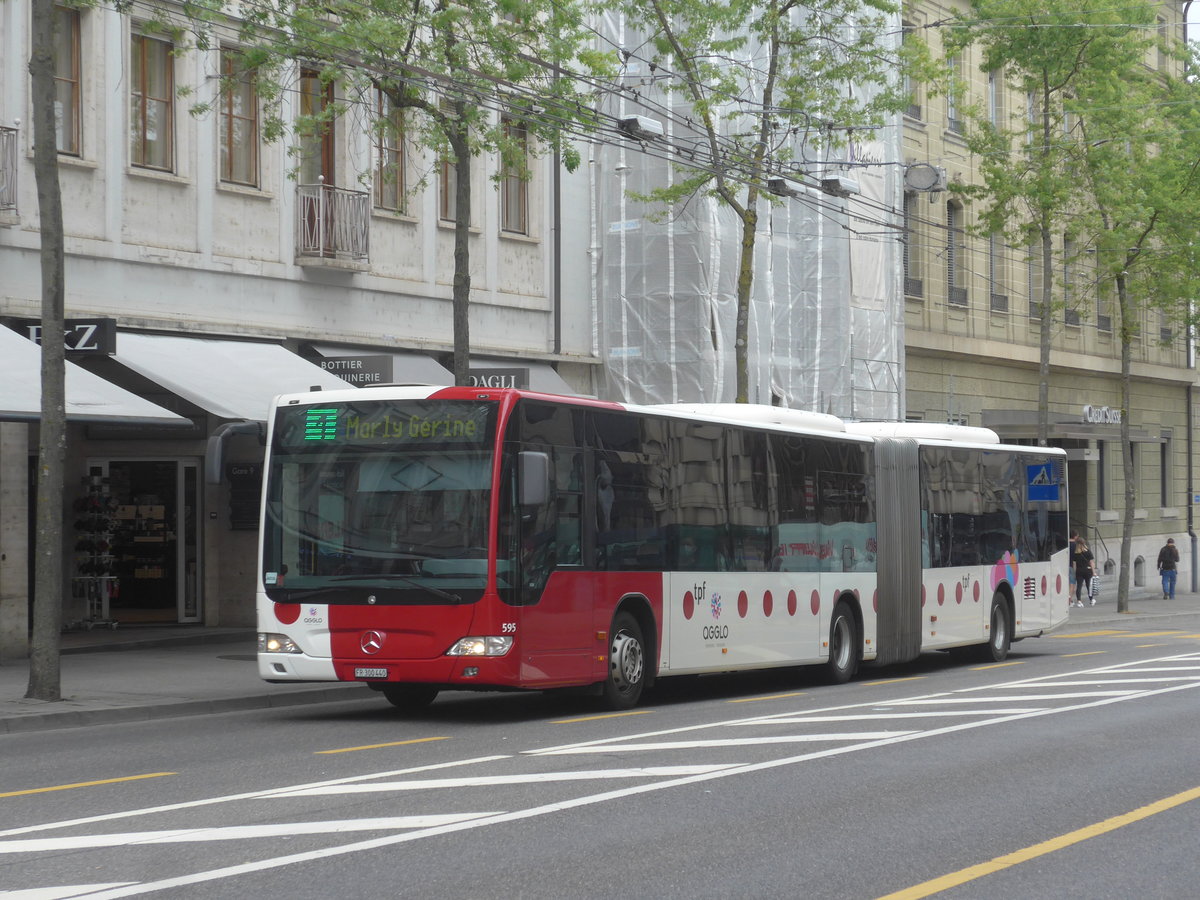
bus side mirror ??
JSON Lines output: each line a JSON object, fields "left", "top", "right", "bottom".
{"left": 518, "top": 451, "right": 551, "bottom": 507}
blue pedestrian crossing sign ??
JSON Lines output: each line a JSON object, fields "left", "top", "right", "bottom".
{"left": 1027, "top": 463, "right": 1059, "bottom": 502}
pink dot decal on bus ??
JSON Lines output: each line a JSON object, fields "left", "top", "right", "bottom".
{"left": 873, "top": 590, "right": 879, "bottom": 612}
{"left": 762, "top": 590, "right": 773, "bottom": 617}
{"left": 274, "top": 602, "right": 301, "bottom": 625}
{"left": 973, "top": 581, "right": 981, "bottom": 603}
{"left": 937, "top": 584, "right": 946, "bottom": 606}
{"left": 1056, "top": 574, "right": 1063, "bottom": 593}
{"left": 738, "top": 591, "right": 749, "bottom": 618}
{"left": 921, "top": 585, "right": 926, "bottom": 607}
{"left": 787, "top": 590, "right": 798, "bottom": 616}
{"left": 1041, "top": 575, "right": 1048, "bottom": 594}
{"left": 810, "top": 590, "right": 820, "bottom": 616}
{"left": 955, "top": 583, "right": 963, "bottom": 605}
{"left": 683, "top": 591, "right": 695, "bottom": 620}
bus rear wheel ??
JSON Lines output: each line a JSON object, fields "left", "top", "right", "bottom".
{"left": 600, "top": 612, "right": 646, "bottom": 710}
{"left": 379, "top": 684, "right": 439, "bottom": 712}
{"left": 824, "top": 600, "right": 859, "bottom": 684}
{"left": 983, "top": 594, "right": 1012, "bottom": 662}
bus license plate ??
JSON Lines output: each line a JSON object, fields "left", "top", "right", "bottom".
{"left": 355, "top": 667, "right": 388, "bottom": 679}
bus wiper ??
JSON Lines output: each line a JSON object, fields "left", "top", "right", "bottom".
{"left": 329, "top": 573, "right": 463, "bottom": 604}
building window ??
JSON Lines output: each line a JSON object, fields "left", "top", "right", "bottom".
{"left": 903, "top": 191, "right": 923, "bottom": 298}
{"left": 1027, "top": 241, "right": 1044, "bottom": 319}
{"left": 989, "top": 233, "right": 1008, "bottom": 311}
{"left": 439, "top": 154, "right": 458, "bottom": 222}
{"left": 947, "top": 201, "right": 967, "bottom": 305}
{"left": 298, "top": 68, "right": 333, "bottom": 186}
{"left": 947, "top": 55, "right": 964, "bottom": 134}
{"left": 902, "top": 22, "right": 921, "bottom": 119}
{"left": 1097, "top": 285, "right": 1112, "bottom": 333}
{"left": 1159, "top": 310, "right": 1173, "bottom": 344}
{"left": 219, "top": 50, "right": 258, "bottom": 186}
{"left": 988, "top": 69, "right": 1004, "bottom": 129}
{"left": 1063, "top": 236, "right": 1079, "bottom": 325}
{"left": 1160, "top": 439, "right": 1171, "bottom": 507}
{"left": 500, "top": 117, "right": 528, "bottom": 234}
{"left": 54, "top": 5, "right": 81, "bottom": 156}
{"left": 374, "top": 89, "right": 406, "bottom": 213}
{"left": 130, "top": 32, "right": 174, "bottom": 171}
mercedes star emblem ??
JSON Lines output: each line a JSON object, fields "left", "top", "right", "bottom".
{"left": 360, "top": 631, "right": 384, "bottom": 654}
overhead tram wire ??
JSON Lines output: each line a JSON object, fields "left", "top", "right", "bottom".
{"left": 166, "top": 0, "right": 912, "bottom": 233}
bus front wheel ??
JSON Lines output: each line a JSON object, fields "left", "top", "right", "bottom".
{"left": 601, "top": 612, "right": 646, "bottom": 710}
{"left": 379, "top": 684, "right": 439, "bottom": 712}
{"left": 824, "top": 600, "right": 859, "bottom": 684}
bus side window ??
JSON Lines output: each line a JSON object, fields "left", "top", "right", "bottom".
{"left": 556, "top": 450, "right": 582, "bottom": 565}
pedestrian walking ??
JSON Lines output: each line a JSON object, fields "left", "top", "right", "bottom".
{"left": 1071, "top": 536, "right": 1095, "bottom": 608}
{"left": 1157, "top": 537, "right": 1180, "bottom": 599}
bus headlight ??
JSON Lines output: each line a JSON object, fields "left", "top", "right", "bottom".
{"left": 258, "top": 633, "right": 302, "bottom": 654}
{"left": 446, "top": 636, "right": 513, "bottom": 657}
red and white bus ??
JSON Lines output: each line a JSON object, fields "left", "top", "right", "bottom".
{"left": 257, "top": 386, "right": 1070, "bottom": 710}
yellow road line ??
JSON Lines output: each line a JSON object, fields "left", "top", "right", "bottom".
{"left": 1049, "top": 630, "right": 1127, "bottom": 638}
{"left": 1, "top": 772, "right": 175, "bottom": 798}
{"left": 1136, "top": 643, "right": 1170, "bottom": 648}
{"left": 727, "top": 692, "right": 807, "bottom": 703}
{"left": 550, "top": 710, "right": 653, "bottom": 724}
{"left": 1125, "top": 631, "right": 1184, "bottom": 638}
{"left": 316, "top": 736, "right": 448, "bottom": 755}
{"left": 876, "top": 785, "right": 1200, "bottom": 900}
{"left": 1063, "top": 651, "right": 1105, "bottom": 658}
{"left": 971, "top": 661, "right": 1024, "bottom": 671}
{"left": 862, "top": 676, "right": 926, "bottom": 686}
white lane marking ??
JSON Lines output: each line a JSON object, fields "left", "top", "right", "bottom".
{"left": 276, "top": 765, "right": 740, "bottom": 796}
{"left": 0, "top": 816, "right": 499, "bottom": 854}
{"left": 0, "top": 886, "right": 135, "bottom": 900}
{"left": 534, "top": 733, "right": 916, "bottom": 754}
{"left": 0, "top": 756, "right": 510, "bottom": 840}
{"left": 747, "top": 711, "right": 1045, "bottom": 723}
{"left": 889, "top": 691, "right": 1141, "bottom": 704}
{"left": 1005, "top": 677, "right": 1200, "bottom": 687}
{"left": 66, "top": 680, "right": 1200, "bottom": 899}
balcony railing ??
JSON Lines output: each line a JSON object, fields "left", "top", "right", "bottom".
{"left": 296, "top": 182, "right": 369, "bottom": 263}
{"left": 0, "top": 125, "right": 17, "bottom": 213}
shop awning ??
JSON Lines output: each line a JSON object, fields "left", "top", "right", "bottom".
{"left": 112, "top": 333, "right": 352, "bottom": 421}
{"left": 0, "top": 327, "right": 188, "bottom": 425}
{"left": 982, "top": 409, "right": 1165, "bottom": 444}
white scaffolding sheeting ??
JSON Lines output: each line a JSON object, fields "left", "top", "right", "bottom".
{"left": 591, "top": 11, "right": 904, "bottom": 420}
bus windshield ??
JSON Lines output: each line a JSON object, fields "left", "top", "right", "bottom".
{"left": 261, "top": 399, "right": 499, "bottom": 604}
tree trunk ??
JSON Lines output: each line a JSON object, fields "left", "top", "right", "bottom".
{"left": 449, "top": 111, "right": 471, "bottom": 386}
{"left": 26, "top": 0, "right": 67, "bottom": 700}
{"left": 1036, "top": 83, "right": 1053, "bottom": 449}
{"left": 734, "top": 203, "right": 757, "bottom": 403}
{"left": 1037, "top": 214, "right": 1053, "bottom": 448}
{"left": 1117, "top": 273, "right": 1134, "bottom": 614}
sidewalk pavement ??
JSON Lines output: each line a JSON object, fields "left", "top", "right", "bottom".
{"left": 2, "top": 586, "right": 1198, "bottom": 735}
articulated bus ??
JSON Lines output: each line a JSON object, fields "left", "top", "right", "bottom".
{"left": 257, "top": 386, "right": 1070, "bottom": 710}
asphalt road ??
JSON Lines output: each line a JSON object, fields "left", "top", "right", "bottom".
{"left": 2, "top": 620, "right": 1199, "bottom": 899}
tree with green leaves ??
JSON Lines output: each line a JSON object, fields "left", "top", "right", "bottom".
{"left": 606, "top": 0, "right": 920, "bottom": 403}
{"left": 952, "top": 0, "right": 1200, "bottom": 611}
{"left": 183, "top": 0, "right": 606, "bottom": 384}
{"left": 1070, "top": 53, "right": 1200, "bottom": 612}
{"left": 945, "top": 0, "right": 1156, "bottom": 450}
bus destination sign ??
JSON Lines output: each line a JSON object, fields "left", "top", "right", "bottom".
{"left": 285, "top": 401, "right": 492, "bottom": 447}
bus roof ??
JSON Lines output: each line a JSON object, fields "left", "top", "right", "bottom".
{"left": 844, "top": 422, "right": 1000, "bottom": 444}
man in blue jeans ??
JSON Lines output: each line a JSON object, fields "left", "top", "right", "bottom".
{"left": 1157, "top": 537, "right": 1180, "bottom": 599}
